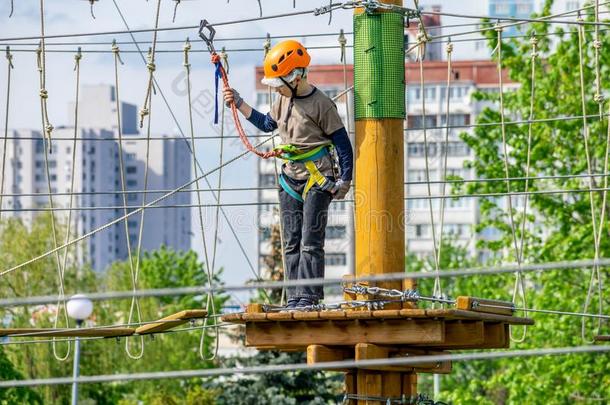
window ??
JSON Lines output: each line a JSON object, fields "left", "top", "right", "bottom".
{"left": 126, "top": 153, "right": 136, "bottom": 161}
{"left": 48, "top": 160, "right": 57, "bottom": 168}
{"left": 127, "top": 220, "right": 137, "bottom": 228}
{"left": 259, "top": 174, "right": 277, "bottom": 187}
{"left": 126, "top": 166, "right": 137, "bottom": 174}
{"left": 326, "top": 226, "right": 346, "bottom": 239}
{"left": 443, "top": 224, "right": 469, "bottom": 237}
{"left": 128, "top": 193, "right": 138, "bottom": 201}
{"left": 35, "top": 138, "right": 45, "bottom": 154}
{"left": 66, "top": 146, "right": 71, "bottom": 154}
{"left": 49, "top": 174, "right": 57, "bottom": 182}
{"left": 440, "top": 114, "right": 470, "bottom": 127}
{"left": 259, "top": 227, "right": 271, "bottom": 241}
{"left": 415, "top": 224, "right": 430, "bottom": 238}
{"left": 424, "top": 87, "right": 436, "bottom": 100}
{"left": 516, "top": 3, "right": 532, "bottom": 14}
{"left": 407, "top": 115, "right": 437, "bottom": 129}
{"left": 407, "top": 142, "right": 437, "bottom": 157}
{"left": 35, "top": 160, "right": 43, "bottom": 168}
{"left": 325, "top": 253, "right": 346, "bottom": 266}
{"left": 447, "top": 197, "right": 469, "bottom": 209}
{"left": 14, "top": 161, "right": 22, "bottom": 169}
{"left": 408, "top": 170, "right": 436, "bottom": 182}
{"left": 492, "top": 3, "right": 510, "bottom": 14}
{"left": 127, "top": 179, "right": 137, "bottom": 187}
{"left": 442, "top": 142, "right": 470, "bottom": 157}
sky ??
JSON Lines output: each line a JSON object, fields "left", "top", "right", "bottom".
{"left": 0, "top": 0, "right": 547, "bottom": 301}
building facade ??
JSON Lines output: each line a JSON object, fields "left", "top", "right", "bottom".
{"left": 1, "top": 85, "right": 191, "bottom": 271}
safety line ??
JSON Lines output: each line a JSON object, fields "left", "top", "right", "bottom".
{"left": 0, "top": 47, "right": 13, "bottom": 221}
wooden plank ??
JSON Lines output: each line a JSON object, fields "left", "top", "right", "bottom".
{"left": 319, "top": 311, "right": 348, "bottom": 320}
{"left": 595, "top": 335, "right": 610, "bottom": 341}
{"left": 267, "top": 312, "right": 295, "bottom": 321}
{"left": 242, "top": 313, "right": 268, "bottom": 322}
{"left": 135, "top": 309, "right": 207, "bottom": 335}
{"left": 245, "top": 319, "right": 444, "bottom": 347}
{"left": 414, "top": 321, "right": 484, "bottom": 349}
{"left": 455, "top": 296, "right": 515, "bottom": 316}
{"left": 371, "top": 310, "right": 402, "bottom": 319}
{"left": 402, "top": 373, "right": 417, "bottom": 398}
{"left": 445, "top": 309, "right": 534, "bottom": 325}
{"left": 220, "top": 313, "right": 243, "bottom": 323}
{"left": 345, "top": 311, "right": 374, "bottom": 319}
{"left": 398, "top": 309, "right": 428, "bottom": 318}
{"left": 292, "top": 311, "right": 321, "bottom": 321}
{"left": 354, "top": 344, "right": 451, "bottom": 374}
{"left": 480, "top": 322, "right": 509, "bottom": 349}
{"left": 246, "top": 303, "right": 265, "bottom": 313}
{"left": 345, "top": 371, "right": 357, "bottom": 405}
{"left": 0, "top": 328, "right": 135, "bottom": 338}
{"left": 307, "top": 345, "right": 352, "bottom": 372}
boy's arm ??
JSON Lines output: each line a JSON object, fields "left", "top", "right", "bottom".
{"left": 223, "top": 87, "right": 277, "bottom": 133}
{"left": 330, "top": 127, "right": 353, "bottom": 182}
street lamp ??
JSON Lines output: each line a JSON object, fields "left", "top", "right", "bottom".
{"left": 67, "top": 294, "right": 93, "bottom": 405}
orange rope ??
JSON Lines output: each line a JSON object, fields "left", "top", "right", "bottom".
{"left": 211, "top": 53, "right": 281, "bottom": 159}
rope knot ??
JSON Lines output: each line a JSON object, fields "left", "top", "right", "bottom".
{"left": 495, "top": 24, "right": 504, "bottom": 33}
{"left": 445, "top": 42, "right": 453, "bottom": 53}
{"left": 594, "top": 93, "right": 604, "bottom": 103}
{"left": 45, "top": 123, "right": 54, "bottom": 135}
{"left": 39, "top": 89, "right": 49, "bottom": 99}
{"left": 416, "top": 31, "right": 427, "bottom": 44}
{"left": 530, "top": 36, "right": 538, "bottom": 46}
{"left": 211, "top": 53, "right": 220, "bottom": 65}
{"left": 183, "top": 41, "right": 191, "bottom": 52}
{"left": 139, "top": 108, "right": 149, "bottom": 119}
{"left": 263, "top": 33, "right": 271, "bottom": 57}
{"left": 593, "top": 40, "right": 602, "bottom": 49}
{"left": 146, "top": 62, "right": 156, "bottom": 72}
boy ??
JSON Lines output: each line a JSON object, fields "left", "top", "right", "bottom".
{"left": 223, "top": 39, "right": 353, "bottom": 309}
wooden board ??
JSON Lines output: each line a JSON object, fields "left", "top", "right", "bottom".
{"left": 245, "top": 319, "right": 444, "bottom": 347}
{"left": 355, "top": 344, "right": 451, "bottom": 374}
{"left": 135, "top": 309, "right": 208, "bottom": 335}
{"left": 595, "top": 335, "right": 610, "bottom": 341}
{"left": 455, "top": 296, "right": 515, "bottom": 316}
{"left": 0, "top": 328, "right": 135, "bottom": 338}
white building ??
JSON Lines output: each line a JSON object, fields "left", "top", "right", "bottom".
{"left": 1, "top": 85, "right": 191, "bottom": 271}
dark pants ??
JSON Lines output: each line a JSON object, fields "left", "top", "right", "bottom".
{"left": 279, "top": 174, "right": 332, "bottom": 301}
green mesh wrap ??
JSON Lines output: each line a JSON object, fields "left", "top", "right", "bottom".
{"left": 353, "top": 12, "right": 406, "bottom": 119}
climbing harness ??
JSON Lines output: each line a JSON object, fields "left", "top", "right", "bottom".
{"left": 199, "top": 19, "right": 282, "bottom": 159}
{"left": 275, "top": 144, "right": 337, "bottom": 203}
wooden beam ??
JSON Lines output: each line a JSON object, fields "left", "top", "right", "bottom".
{"left": 354, "top": 344, "right": 451, "bottom": 374}
{"left": 595, "top": 335, "right": 610, "bottom": 341}
{"left": 135, "top": 309, "right": 207, "bottom": 335}
{"left": 245, "top": 319, "right": 444, "bottom": 348}
{"left": 455, "top": 296, "right": 515, "bottom": 316}
{"left": 0, "top": 328, "right": 135, "bottom": 338}
{"left": 307, "top": 345, "right": 353, "bottom": 372}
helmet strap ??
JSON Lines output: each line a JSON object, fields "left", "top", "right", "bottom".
{"left": 280, "top": 76, "right": 299, "bottom": 124}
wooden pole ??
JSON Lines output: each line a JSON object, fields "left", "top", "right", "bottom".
{"left": 351, "top": 1, "right": 417, "bottom": 402}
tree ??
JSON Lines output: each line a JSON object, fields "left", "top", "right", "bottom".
{"left": 419, "top": 1, "right": 610, "bottom": 403}
{"left": 0, "top": 347, "right": 43, "bottom": 404}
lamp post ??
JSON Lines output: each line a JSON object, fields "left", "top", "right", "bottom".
{"left": 66, "top": 294, "right": 93, "bottom": 405}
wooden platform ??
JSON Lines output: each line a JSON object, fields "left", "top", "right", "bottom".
{"left": 1, "top": 309, "right": 208, "bottom": 339}
{"left": 222, "top": 306, "right": 533, "bottom": 373}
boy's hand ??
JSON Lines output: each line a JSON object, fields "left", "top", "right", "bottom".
{"left": 332, "top": 179, "right": 351, "bottom": 200}
{"left": 223, "top": 87, "right": 243, "bottom": 108}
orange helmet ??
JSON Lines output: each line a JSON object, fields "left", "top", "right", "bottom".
{"left": 262, "top": 40, "right": 311, "bottom": 87}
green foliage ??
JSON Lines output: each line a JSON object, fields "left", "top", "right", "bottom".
{"left": 206, "top": 351, "right": 343, "bottom": 405}
{"left": 412, "top": 1, "right": 610, "bottom": 403}
{"left": 0, "top": 347, "right": 43, "bottom": 404}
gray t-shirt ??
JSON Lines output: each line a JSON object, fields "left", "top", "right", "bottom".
{"left": 270, "top": 88, "right": 344, "bottom": 180}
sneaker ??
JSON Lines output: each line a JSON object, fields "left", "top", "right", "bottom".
{"left": 280, "top": 298, "right": 300, "bottom": 312}
{"left": 296, "top": 297, "right": 320, "bottom": 309}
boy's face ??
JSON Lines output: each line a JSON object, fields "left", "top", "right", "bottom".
{"left": 274, "top": 77, "right": 300, "bottom": 97}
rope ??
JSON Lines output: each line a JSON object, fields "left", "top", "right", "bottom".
{"left": 37, "top": 0, "right": 70, "bottom": 361}
{"left": 111, "top": 0, "right": 260, "bottom": 288}
{"left": 172, "top": 0, "right": 180, "bottom": 23}
{"left": 577, "top": 16, "right": 605, "bottom": 342}
{"left": 416, "top": 27, "right": 443, "bottom": 304}
{"left": 36, "top": 0, "right": 53, "bottom": 153}
{"left": 493, "top": 25, "right": 528, "bottom": 343}
{"left": 111, "top": 40, "right": 145, "bottom": 360}
{"left": 257, "top": 0, "right": 263, "bottom": 18}
{"left": 210, "top": 52, "right": 281, "bottom": 159}
{"left": 8, "top": 0, "right": 14, "bottom": 17}
{"left": 0, "top": 47, "right": 13, "bottom": 221}
{"left": 50, "top": 48, "right": 82, "bottom": 362}
{"left": 89, "top": 0, "right": 97, "bottom": 19}
{"left": 182, "top": 39, "right": 219, "bottom": 361}
{"left": 593, "top": 0, "right": 604, "bottom": 117}
{"left": 138, "top": 0, "right": 162, "bottom": 129}
{"left": 432, "top": 38, "right": 454, "bottom": 306}
{"left": 3, "top": 345, "right": 610, "bottom": 388}
{"left": 262, "top": 34, "right": 288, "bottom": 305}
{"left": 3, "top": 258, "right": 610, "bottom": 308}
